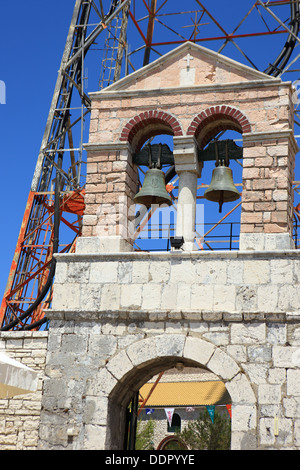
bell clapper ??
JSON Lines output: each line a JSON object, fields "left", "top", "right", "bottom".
{"left": 219, "top": 190, "right": 224, "bottom": 213}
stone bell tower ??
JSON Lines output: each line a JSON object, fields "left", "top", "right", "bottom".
{"left": 38, "top": 42, "right": 300, "bottom": 450}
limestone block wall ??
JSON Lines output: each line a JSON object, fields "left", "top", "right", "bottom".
{"left": 0, "top": 332, "right": 48, "bottom": 450}
{"left": 51, "top": 249, "right": 300, "bottom": 320}
{"left": 38, "top": 249, "right": 300, "bottom": 450}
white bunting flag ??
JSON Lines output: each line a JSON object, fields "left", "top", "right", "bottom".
{"left": 165, "top": 408, "right": 175, "bottom": 426}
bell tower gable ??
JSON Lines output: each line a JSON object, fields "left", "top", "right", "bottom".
{"left": 97, "top": 41, "right": 276, "bottom": 93}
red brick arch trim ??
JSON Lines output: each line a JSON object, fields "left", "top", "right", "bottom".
{"left": 187, "top": 106, "right": 251, "bottom": 148}
{"left": 120, "top": 110, "right": 183, "bottom": 151}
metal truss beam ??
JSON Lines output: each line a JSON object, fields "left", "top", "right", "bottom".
{"left": 0, "top": 0, "right": 131, "bottom": 330}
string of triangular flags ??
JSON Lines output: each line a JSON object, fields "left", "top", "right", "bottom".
{"left": 206, "top": 405, "right": 215, "bottom": 423}
{"left": 165, "top": 408, "right": 174, "bottom": 426}
{"left": 206, "top": 404, "right": 232, "bottom": 423}
{"left": 145, "top": 404, "right": 232, "bottom": 421}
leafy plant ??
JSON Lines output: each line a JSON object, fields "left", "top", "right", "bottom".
{"left": 177, "top": 409, "right": 231, "bottom": 450}
{"left": 136, "top": 418, "right": 156, "bottom": 450}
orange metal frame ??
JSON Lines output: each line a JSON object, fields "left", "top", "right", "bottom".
{"left": 0, "top": 191, "right": 83, "bottom": 329}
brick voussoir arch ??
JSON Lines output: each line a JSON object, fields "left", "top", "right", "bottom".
{"left": 120, "top": 110, "right": 183, "bottom": 150}
{"left": 187, "top": 106, "right": 251, "bottom": 148}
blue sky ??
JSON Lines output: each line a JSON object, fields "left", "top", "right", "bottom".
{"left": 0, "top": 2, "right": 74, "bottom": 301}
{"left": 0, "top": 0, "right": 300, "bottom": 301}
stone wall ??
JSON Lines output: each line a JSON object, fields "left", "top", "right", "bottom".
{"left": 29, "top": 43, "right": 300, "bottom": 451}
{"left": 0, "top": 332, "right": 48, "bottom": 450}
{"left": 52, "top": 248, "right": 300, "bottom": 320}
{"left": 38, "top": 249, "right": 300, "bottom": 450}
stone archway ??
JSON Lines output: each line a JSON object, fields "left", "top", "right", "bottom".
{"left": 99, "top": 334, "right": 257, "bottom": 450}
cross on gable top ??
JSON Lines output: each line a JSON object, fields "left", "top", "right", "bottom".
{"left": 184, "top": 53, "right": 194, "bottom": 70}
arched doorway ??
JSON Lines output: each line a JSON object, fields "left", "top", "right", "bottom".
{"left": 103, "top": 334, "right": 257, "bottom": 450}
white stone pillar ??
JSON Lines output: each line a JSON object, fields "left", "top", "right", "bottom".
{"left": 173, "top": 137, "right": 202, "bottom": 251}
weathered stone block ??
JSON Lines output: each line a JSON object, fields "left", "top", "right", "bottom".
{"left": 83, "top": 424, "right": 106, "bottom": 450}
{"left": 52, "top": 283, "right": 81, "bottom": 310}
{"left": 86, "top": 368, "right": 117, "bottom": 397}
{"left": 231, "top": 323, "right": 266, "bottom": 345}
{"left": 243, "top": 260, "right": 270, "bottom": 284}
{"left": 100, "top": 284, "right": 120, "bottom": 310}
{"left": 190, "top": 284, "right": 214, "bottom": 311}
{"left": 90, "top": 262, "right": 118, "bottom": 283}
{"left": 84, "top": 397, "right": 108, "bottom": 425}
{"left": 232, "top": 405, "right": 257, "bottom": 432}
{"left": 80, "top": 284, "right": 101, "bottom": 311}
{"left": 258, "top": 384, "right": 282, "bottom": 404}
{"left": 287, "top": 370, "right": 300, "bottom": 396}
{"left": 155, "top": 334, "right": 186, "bottom": 358}
{"left": 235, "top": 286, "right": 257, "bottom": 312}
{"left": 142, "top": 283, "right": 162, "bottom": 310}
{"left": 257, "top": 285, "right": 278, "bottom": 312}
{"left": 106, "top": 350, "right": 134, "bottom": 380}
{"left": 120, "top": 284, "right": 142, "bottom": 309}
{"left": 213, "top": 285, "right": 236, "bottom": 313}
{"left": 207, "top": 348, "right": 240, "bottom": 381}
{"left": 226, "top": 373, "right": 256, "bottom": 405}
{"left": 183, "top": 336, "right": 215, "bottom": 366}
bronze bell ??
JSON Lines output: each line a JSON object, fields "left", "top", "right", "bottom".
{"left": 134, "top": 168, "right": 172, "bottom": 208}
{"left": 204, "top": 165, "right": 240, "bottom": 213}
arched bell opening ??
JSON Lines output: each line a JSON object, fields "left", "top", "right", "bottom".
{"left": 120, "top": 111, "right": 183, "bottom": 251}
{"left": 197, "top": 129, "right": 243, "bottom": 251}
{"left": 186, "top": 106, "right": 250, "bottom": 251}
{"left": 132, "top": 133, "right": 179, "bottom": 252}
{"left": 120, "top": 110, "right": 183, "bottom": 153}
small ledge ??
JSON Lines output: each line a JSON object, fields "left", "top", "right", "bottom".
{"left": 53, "top": 248, "right": 300, "bottom": 263}
{"left": 45, "top": 309, "right": 297, "bottom": 323}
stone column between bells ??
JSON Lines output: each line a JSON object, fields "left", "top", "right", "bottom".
{"left": 173, "top": 136, "right": 202, "bottom": 251}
